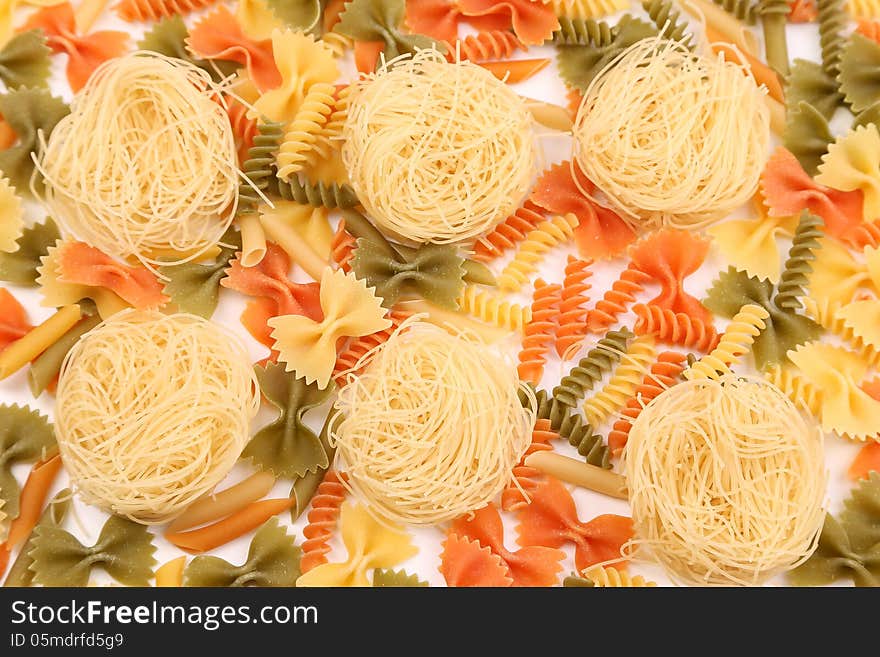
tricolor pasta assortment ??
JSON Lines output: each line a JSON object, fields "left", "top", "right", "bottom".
{"left": 0, "top": 0, "right": 878, "bottom": 588}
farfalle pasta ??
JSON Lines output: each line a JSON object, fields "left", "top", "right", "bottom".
{"left": 252, "top": 29, "right": 337, "bottom": 123}
{"left": 0, "top": 30, "right": 51, "bottom": 89}
{"left": 628, "top": 229, "right": 713, "bottom": 324}
{"left": 243, "top": 362, "right": 334, "bottom": 477}
{"left": 183, "top": 519, "right": 301, "bottom": 587}
{"left": 516, "top": 476, "right": 633, "bottom": 571}
{"left": 187, "top": 5, "right": 280, "bottom": 90}
{"left": 788, "top": 342, "right": 880, "bottom": 440}
{"left": 22, "top": 2, "right": 129, "bottom": 92}
{"left": 297, "top": 502, "right": 417, "bottom": 587}
{"left": 817, "top": 124, "right": 880, "bottom": 221}
{"left": 269, "top": 267, "right": 390, "bottom": 388}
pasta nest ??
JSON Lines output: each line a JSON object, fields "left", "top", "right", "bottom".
{"left": 573, "top": 36, "right": 770, "bottom": 229}
{"left": 330, "top": 318, "right": 535, "bottom": 525}
{"left": 342, "top": 49, "right": 536, "bottom": 245}
{"left": 36, "top": 51, "right": 239, "bottom": 271}
{"left": 54, "top": 310, "right": 259, "bottom": 524}
{"left": 624, "top": 375, "right": 826, "bottom": 586}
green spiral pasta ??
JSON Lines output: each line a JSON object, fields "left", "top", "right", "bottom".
{"left": 641, "top": 0, "right": 693, "bottom": 48}
{"left": 551, "top": 327, "right": 633, "bottom": 415}
{"left": 276, "top": 176, "right": 359, "bottom": 209}
{"left": 518, "top": 387, "right": 611, "bottom": 468}
{"left": 238, "top": 120, "right": 284, "bottom": 214}
{"left": 758, "top": 0, "right": 790, "bottom": 76}
{"left": 552, "top": 17, "right": 616, "bottom": 46}
{"left": 711, "top": 0, "right": 758, "bottom": 23}
{"left": 775, "top": 211, "right": 825, "bottom": 312}
{"left": 561, "top": 413, "right": 611, "bottom": 467}
{"left": 816, "top": 0, "right": 848, "bottom": 79}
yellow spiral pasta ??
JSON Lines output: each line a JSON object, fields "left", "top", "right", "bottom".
{"left": 583, "top": 335, "right": 656, "bottom": 427}
{"left": 456, "top": 284, "right": 532, "bottom": 332}
{"left": 583, "top": 566, "right": 657, "bottom": 587}
{"left": 497, "top": 214, "right": 579, "bottom": 292}
{"left": 684, "top": 304, "right": 769, "bottom": 380}
{"left": 276, "top": 82, "right": 337, "bottom": 180}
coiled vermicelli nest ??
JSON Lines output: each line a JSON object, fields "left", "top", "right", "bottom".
{"left": 624, "top": 375, "right": 826, "bottom": 586}
{"left": 342, "top": 49, "right": 536, "bottom": 245}
{"left": 574, "top": 37, "right": 770, "bottom": 229}
{"left": 55, "top": 310, "right": 259, "bottom": 524}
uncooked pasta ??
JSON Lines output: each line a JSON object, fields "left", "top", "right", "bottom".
{"left": 573, "top": 36, "right": 770, "bottom": 229}
{"left": 624, "top": 375, "right": 826, "bottom": 586}
{"left": 36, "top": 51, "right": 239, "bottom": 271}
{"left": 54, "top": 309, "right": 259, "bottom": 524}
{"left": 330, "top": 318, "right": 535, "bottom": 525}
{"left": 342, "top": 49, "right": 536, "bottom": 245}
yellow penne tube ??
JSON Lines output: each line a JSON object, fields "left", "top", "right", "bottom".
{"left": 525, "top": 451, "right": 629, "bottom": 499}
{"left": 166, "top": 471, "right": 277, "bottom": 533}
{"left": 260, "top": 210, "right": 327, "bottom": 281}
{"left": 683, "top": 0, "right": 760, "bottom": 56}
{"left": 523, "top": 98, "right": 574, "bottom": 132}
{"left": 238, "top": 212, "right": 268, "bottom": 268}
{"left": 0, "top": 305, "right": 82, "bottom": 381}
{"left": 155, "top": 556, "right": 186, "bottom": 587}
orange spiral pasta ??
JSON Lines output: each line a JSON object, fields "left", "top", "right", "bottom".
{"left": 501, "top": 418, "right": 555, "bottom": 512}
{"left": 632, "top": 303, "right": 720, "bottom": 353}
{"left": 473, "top": 203, "right": 545, "bottom": 262}
{"left": 443, "top": 31, "right": 526, "bottom": 62}
{"left": 330, "top": 219, "right": 356, "bottom": 273}
{"left": 517, "top": 279, "right": 562, "bottom": 384}
{"left": 115, "top": 0, "right": 218, "bottom": 22}
{"left": 586, "top": 263, "right": 651, "bottom": 333}
{"left": 332, "top": 311, "right": 410, "bottom": 384}
{"left": 556, "top": 255, "right": 593, "bottom": 358}
{"left": 607, "top": 351, "right": 686, "bottom": 455}
{"left": 300, "top": 470, "right": 347, "bottom": 574}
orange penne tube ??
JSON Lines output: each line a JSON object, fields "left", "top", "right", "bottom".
{"left": 706, "top": 27, "right": 784, "bottom": 104}
{"left": 4, "top": 453, "right": 62, "bottom": 549}
{"left": 354, "top": 41, "right": 384, "bottom": 74}
{"left": 164, "top": 498, "right": 293, "bottom": 553}
{"left": 479, "top": 58, "right": 550, "bottom": 84}
{"left": 166, "top": 471, "right": 276, "bottom": 534}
